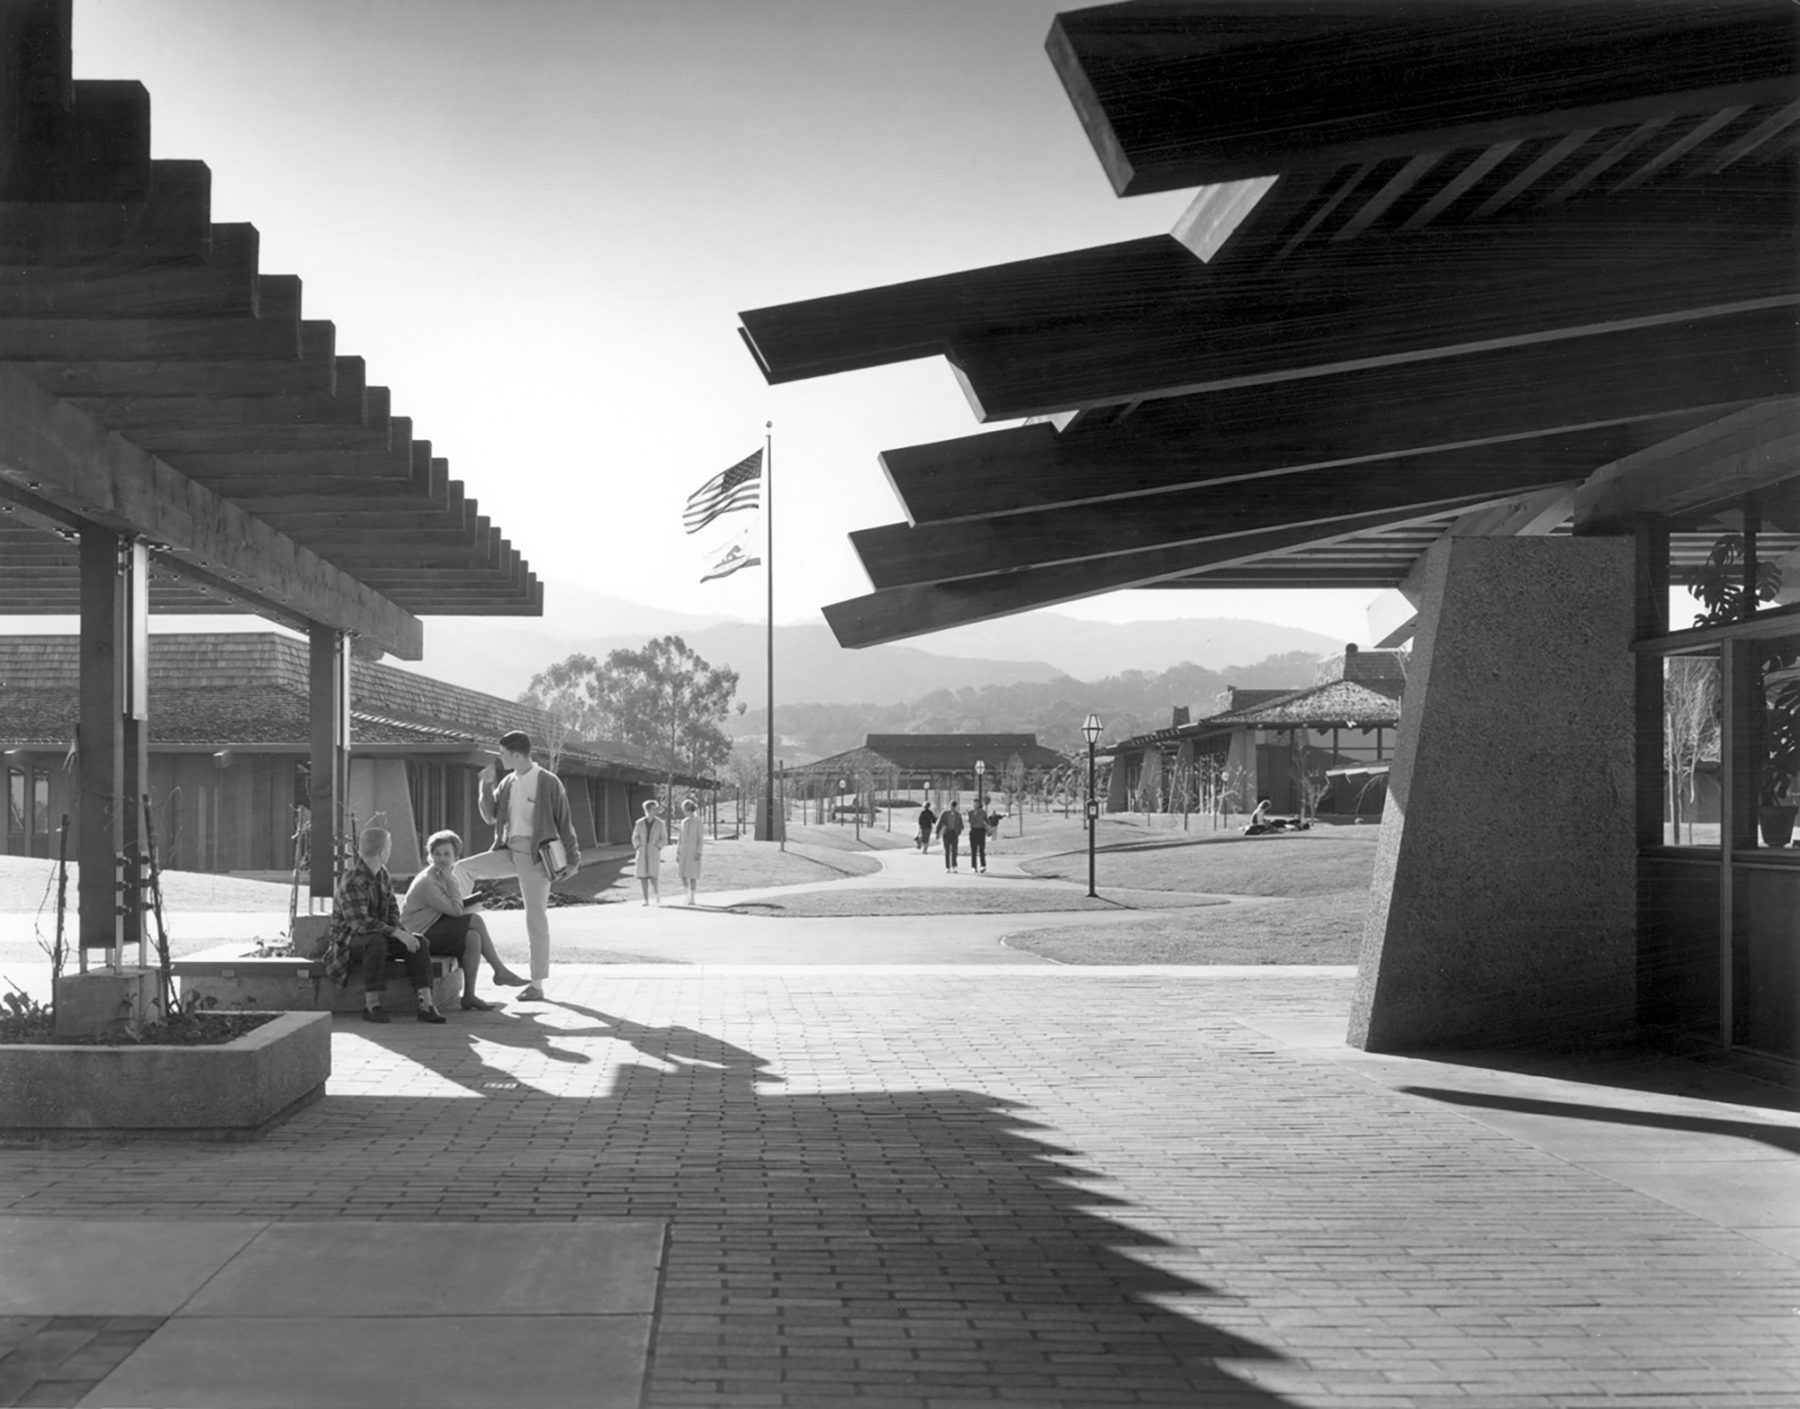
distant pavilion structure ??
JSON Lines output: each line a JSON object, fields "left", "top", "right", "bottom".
{"left": 0, "top": 1, "right": 542, "bottom": 974}
{"left": 736, "top": 2, "right": 1800, "bottom": 1059}
{"left": 1108, "top": 647, "right": 1406, "bottom": 819}
{"left": 786, "top": 734, "right": 1067, "bottom": 815}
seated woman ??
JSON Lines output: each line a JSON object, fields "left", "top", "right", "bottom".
{"left": 1244, "top": 798, "right": 1277, "bottom": 835}
{"left": 401, "top": 829, "right": 529, "bottom": 1009}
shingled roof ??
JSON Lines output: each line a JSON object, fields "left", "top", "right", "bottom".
{"left": 789, "top": 733, "right": 1066, "bottom": 779}
{"left": 1205, "top": 679, "right": 1403, "bottom": 730}
{"left": 0, "top": 633, "right": 704, "bottom": 783}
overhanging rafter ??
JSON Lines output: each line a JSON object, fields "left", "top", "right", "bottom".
{"left": 0, "top": 367, "right": 422, "bottom": 657}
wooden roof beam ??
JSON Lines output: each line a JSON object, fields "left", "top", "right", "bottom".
{"left": 0, "top": 214, "right": 258, "bottom": 317}
{"left": 883, "top": 305, "right": 1796, "bottom": 523}
{"left": 737, "top": 238, "right": 1202, "bottom": 384}
{"left": 852, "top": 428, "right": 1616, "bottom": 590}
{"left": 256, "top": 484, "right": 470, "bottom": 538}
{"left": 0, "top": 366, "right": 421, "bottom": 656}
{"left": 823, "top": 500, "right": 1519, "bottom": 649}
{"left": 948, "top": 181, "right": 1797, "bottom": 419}
{"left": 1046, "top": 1, "right": 1800, "bottom": 194}
{"left": 1573, "top": 399, "right": 1800, "bottom": 528}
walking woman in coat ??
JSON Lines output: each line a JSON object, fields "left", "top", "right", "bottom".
{"left": 632, "top": 799, "right": 668, "bottom": 905}
{"left": 676, "top": 796, "right": 705, "bottom": 904}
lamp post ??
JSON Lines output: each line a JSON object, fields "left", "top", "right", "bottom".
{"left": 974, "top": 758, "right": 985, "bottom": 822}
{"left": 1081, "top": 713, "right": 1102, "bottom": 898}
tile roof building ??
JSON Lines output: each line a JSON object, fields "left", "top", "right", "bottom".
{"left": 1, "top": 634, "right": 705, "bottom": 874}
{"left": 1107, "top": 648, "right": 1407, "bottom": 820}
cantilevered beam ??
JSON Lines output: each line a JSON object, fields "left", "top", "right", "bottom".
{"left": 823, "top": 501, "right": 1515, "bottom": 648}
{"left": 1573, "top": 399, "right": 1800, "bottom": 528}
{"left": 741, "top": 177, "right": 1795, "bottom": 419}
{"left": 1046, "top": 1, "right": 1800, "bottom": 194}
{"left": 739, "top": 238, "right": 1202, "bottom": 384}
{"left": 0, "top": 367, "right": 421, "bottom": 657}
{"left": 882, "top": 305, "right": 1796, "bottom": 523}
{"left": 854, "top": 426, "right": 1636, "bottom": 590}
{"left": 946, "top": 182, "right": 1797, "bottom": 419}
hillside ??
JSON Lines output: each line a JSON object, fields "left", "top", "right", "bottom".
{"left": 736, "top": 651, "right": 1326, "bottom": 760}
{"left": 400, "top": 580, "right": 1344, "bottom": 707}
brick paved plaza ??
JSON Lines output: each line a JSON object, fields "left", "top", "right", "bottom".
{"left": 2, "top": 948, "right": 1797, "bottom": 1407}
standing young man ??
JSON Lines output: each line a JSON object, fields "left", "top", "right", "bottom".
{"left": 455, "top": 731, "right": 581, "bottom": 1002}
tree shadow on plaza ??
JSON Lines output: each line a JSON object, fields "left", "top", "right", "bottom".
{"left": 325, "top": 999, "right": 1305, "bottom": 1406}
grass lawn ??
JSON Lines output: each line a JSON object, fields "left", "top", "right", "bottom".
{"left": 1022, "top": 826, "right": 1380, "bottom": 896}
{"left": 1006, "top": 824, "right": 1379, "bottom": 964}
{"left": 1005, "top": 891, "right": 1366, "bottom": 965}
{"left": 726, "top": 886, "right": 1227, "bottom": 919}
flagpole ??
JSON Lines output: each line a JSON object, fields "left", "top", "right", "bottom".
{"left": 763, "top": 422, "right": 780, "bottom": 849}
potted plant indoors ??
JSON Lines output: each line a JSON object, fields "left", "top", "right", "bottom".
{"left": 1682, "top": 533, "right": 1800, "bottom": 848}
{"left": 1758, "top": 671, "right": 1800, "bottom": 848}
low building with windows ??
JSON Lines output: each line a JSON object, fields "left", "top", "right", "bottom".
{"left": 0, "top": 633, "right": 704, "bottom": 875}
{"left": 785, "top": 733, "right": 1067, "bottom": 815}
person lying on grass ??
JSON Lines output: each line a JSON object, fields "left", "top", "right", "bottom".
{"left": 401, "top": 829, "right": 530, "bottom": 1009}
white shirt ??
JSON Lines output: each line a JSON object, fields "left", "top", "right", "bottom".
{"left": 508, "top": 763, "right": 539, "bottom": 842}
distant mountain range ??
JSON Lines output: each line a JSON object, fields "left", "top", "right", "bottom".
{"left": 399, "top": 579, "right": 1345, "bottom": 707}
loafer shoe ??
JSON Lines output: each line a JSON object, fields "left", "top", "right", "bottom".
{"left": 417, "top": 1007, "right": 448, "bottom": 1024}
{"left": 515, "top": 985, "right": 546, "bottom": 1002}
{"left": 492, "top": 972, "right": 528, "bottom": 987}
{"left": 361, "top": 1007, "right": 390, "bottom": 1024}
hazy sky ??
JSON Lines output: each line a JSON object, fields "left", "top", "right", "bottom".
{"left": 72, "top": 0, "right": 1382, "bottom": 643}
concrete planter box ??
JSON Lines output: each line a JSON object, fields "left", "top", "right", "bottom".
{"left": 0, "top": 1011, "right": 330, "bottom": 1138}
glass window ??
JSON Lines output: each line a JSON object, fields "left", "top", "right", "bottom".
{"left": 30, "top": 771, "right": 50, "bottom": 858}
{"left": 1663, "top": 653, "right": 1721, "bottom": 847}
{"left": 6, "top": 770, "right": 23, "bottom": 854}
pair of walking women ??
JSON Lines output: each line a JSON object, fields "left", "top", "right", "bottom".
{"left": 632, "top": 797, "right": 705, "bottom": 904}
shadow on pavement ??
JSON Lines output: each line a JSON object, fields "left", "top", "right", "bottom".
{"left": 1401, "top": 1085, "right": 1800, "bottom": 1153}
{"left": 1391, "top": 1042, "right": 1800, "bottom": 1115}
{"left": 313, "top": 999, "right": 1303, "bottom": 1406}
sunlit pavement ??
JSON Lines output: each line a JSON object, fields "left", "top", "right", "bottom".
{"left": 3, "top": 872, "right": 1798, "bottom": 1406}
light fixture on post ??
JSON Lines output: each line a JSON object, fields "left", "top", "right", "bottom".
{"left": 974, "top": 758, "right": 986, "bottom": 820}
{"left": 1081, "top": 713, "right": 1102, "bottom": 898}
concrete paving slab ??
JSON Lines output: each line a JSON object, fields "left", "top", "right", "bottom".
{"left": 1581, "top": 1158, "right": 1800, "bottom": 1230}
{"left": 0, "top": 1219, "right": 261, "bottom": 1316}
{"left": 81, "top": 1314, "right": 650, "bottom": 1409}
{"left": 1737, "top": 1224, "right": 1800, "bottom": 1259}
{"left": 179, "top": 1220, "right": 664, "bottom": 1317}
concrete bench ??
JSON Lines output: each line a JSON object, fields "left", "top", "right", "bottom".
{"left": 173, "top": 941, "right": 464, "bottom": 1015}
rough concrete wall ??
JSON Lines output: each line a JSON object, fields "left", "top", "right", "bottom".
{"left": 1348, "top": 536, "right": 1637, "bottom": 1051}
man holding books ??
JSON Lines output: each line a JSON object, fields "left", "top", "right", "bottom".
{"left": 455, "top": 730, "right": 581, "bottom": 1002}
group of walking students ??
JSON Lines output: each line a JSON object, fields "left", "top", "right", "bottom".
{"left": 322, "top": 728, "right": 706, "bottom": 1023}
{"left": 915, "top": 799, "right": 996, "bottom": 873}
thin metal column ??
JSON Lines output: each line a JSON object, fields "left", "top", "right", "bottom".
{"left": 120, "top": 539, "right": 148, "bottom": 965}
{"left": 1718, "top": 637, "right": 1735, "bottom": 1049}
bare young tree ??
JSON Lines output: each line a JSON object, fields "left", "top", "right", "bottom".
{"left": 1664, "top": 656, "right": 1720, "bottom": 845}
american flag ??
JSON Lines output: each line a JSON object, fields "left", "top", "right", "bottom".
{"left": 683, "top": 449, "right": 762, "bottom": 535}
